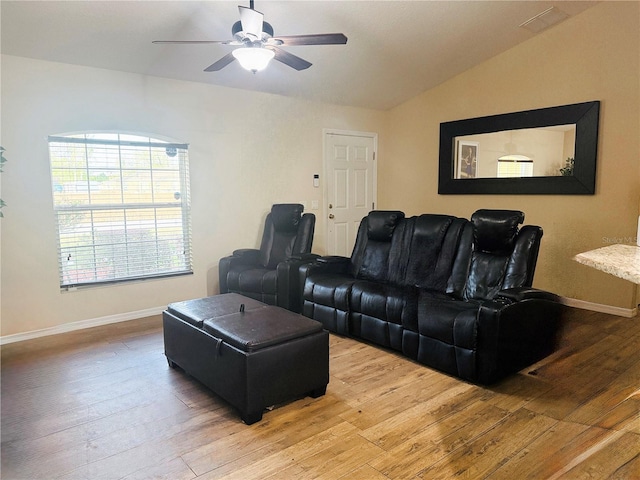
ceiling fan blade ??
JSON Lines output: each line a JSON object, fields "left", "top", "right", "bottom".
{"left": 204, "top": 52, "right": 236, "bottom": 72}
{"left": 270, "top": 47, "right": 312, "bottom": 71}
{"left": 153, "top": 40, "right": 233, "bottom": 45}
{"left": 270, "top": 33, "right": 348, "bottom": 46}
{"left": 238, "top": 5, "right": 264, "bottom": 39}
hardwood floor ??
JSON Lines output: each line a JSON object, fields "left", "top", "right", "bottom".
{"left": 1, "top": 307, "right": 639, "bottom": 479}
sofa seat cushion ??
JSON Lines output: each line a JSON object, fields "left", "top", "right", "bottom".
{"left": 350, "top": 281, "right": 419, "bottom": 351}
{"left": 350, "top": 281, "right": 418, "bottom": 329}
{"left": 417, "top": 293, "right": 480, "bottom": 349}
{"left": 226, "top": 268, "right": 278, "bottom": 296}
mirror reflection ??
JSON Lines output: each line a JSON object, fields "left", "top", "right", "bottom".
{"left": 438, "top": 101, "right": 599, "bottom": 195}
{"left": 454, "top": 125, "right": 576, "bottom": 179}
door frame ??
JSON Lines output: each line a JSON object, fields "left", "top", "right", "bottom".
{"left": 322, "top": 129, "right": 378, "bottom": 255}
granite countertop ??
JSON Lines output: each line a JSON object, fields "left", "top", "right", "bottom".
{"left": 574, "top": 244, "right": 640, "bottom": 284}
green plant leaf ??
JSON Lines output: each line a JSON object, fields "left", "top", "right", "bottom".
{"left": 0, "top": 146, "right": 5, "bottom": 212}
{"left": 0, "top": 145, "right": 5, "bottom": 173}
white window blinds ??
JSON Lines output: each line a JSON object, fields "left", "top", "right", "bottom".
{"left": 48, "top": 133, "right": 192, "bottom": 288}
{"left": 497, "top": 159, "right": 534, "bottom": 178}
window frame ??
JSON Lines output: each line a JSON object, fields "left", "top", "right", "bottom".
{"left": 48, "top": 132, "right": 193, "bottom": 289}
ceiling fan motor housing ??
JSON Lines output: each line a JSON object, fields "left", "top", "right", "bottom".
{"left": 232, "top": 20, "right": 274, "bottom": 41}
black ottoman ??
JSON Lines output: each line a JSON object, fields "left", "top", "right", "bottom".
{"left": 163, "top": 293, "right": 329, "bottom": 424}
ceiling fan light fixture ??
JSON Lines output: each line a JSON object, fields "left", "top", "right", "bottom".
{"left": 232, "top": 47, "right": 274, "bottom": 72}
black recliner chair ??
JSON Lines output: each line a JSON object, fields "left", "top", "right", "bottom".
{"left": 219, "top": 204, "right": 317, "bottom": 312}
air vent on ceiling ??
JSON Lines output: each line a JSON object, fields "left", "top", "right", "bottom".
{"left": 519, "top": 7, "right": 569, "bottom": 34}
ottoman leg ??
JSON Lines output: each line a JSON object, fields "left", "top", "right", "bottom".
{"left": 242, "top": 410, "right": 263, "bottom": 425}
{"left": 309, "top": 386, "right": 327, "bottom": 398}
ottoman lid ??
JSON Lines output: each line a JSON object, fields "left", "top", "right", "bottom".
{"left": 202, "top": 306, "right": 323, "bottom": 352}
{"left": 167, "top": 293, "right": 265, "bottom": 328}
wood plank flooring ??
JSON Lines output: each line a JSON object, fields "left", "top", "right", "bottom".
{"left": 1, "top": 307, "right": 639, "bottom": 479}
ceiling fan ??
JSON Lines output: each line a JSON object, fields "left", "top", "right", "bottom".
{"left": 153, "top": 1, "right": 347, "bottom": 73}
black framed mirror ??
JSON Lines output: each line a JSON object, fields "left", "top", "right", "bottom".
{"left": 438, "top": 101, "right": 600, "bottom": 194}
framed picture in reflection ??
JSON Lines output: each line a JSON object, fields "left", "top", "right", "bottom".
{"left": 456, "top": 140, "right": 478, "bottom": 179}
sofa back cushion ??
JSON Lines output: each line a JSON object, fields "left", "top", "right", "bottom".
{"left": 403, "top": 215, "right": 466, "bottom": 291}
{"left": 502, "top": 225, "right": 543, "bottom": 288}
{"left": 473, "top": 209, "right": 523, "bottom": 254}
{"left": 292, "top": 213, "right": 316, "bottom": 256}
{"left": 259, "top": 204, "right": 315, "bottom": 269}
{"left": 447, "top": 221, "right": 473, "bottom": 298}
{"left": 350, "top": 211, "right": 405, "bottom": 282}
{"left": 463, "top": 210, "right": 526, "bottom": 300}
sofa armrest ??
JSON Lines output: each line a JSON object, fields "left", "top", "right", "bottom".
{"left": 298, "top": 256, "right": 352, "bottom": 309}
{"left": 290, "top": 253, "right": 321, "bottom": 262}
{"left": 276, "top": 254, "right": 322, "bottom": 313}
{"left": 231, "top": 248, "right": 261, "bottom": 263}
{"left": 495, "top": 286, "right": 560, "bottom": 304}
{"left": 475, "top": 289, "right": 563, "bottom": 384}
{"left": 299, "top": 255, "right": 351, "bottom": 281}
{"left": 316, "top": 255, "right": 351, "bottom": 265}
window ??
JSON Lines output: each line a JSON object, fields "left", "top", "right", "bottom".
{"left": 48, "top": 133, "right": 192, "bottom": 288}
{"left": 497, "top": 158, "right": 534, "bottom": 178}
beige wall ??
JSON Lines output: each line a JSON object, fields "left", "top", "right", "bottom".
{"left": 381, "top": 1, "right": 640, "bottom": 311}
{"left": 2, "top": 1, "right": 638, "bottom": 339}
{"left": 0, "top": 55, "right": 385, "bottom": 336}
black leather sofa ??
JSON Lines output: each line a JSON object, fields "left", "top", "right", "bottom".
{"left": 300, "top": 209, "right": 562, "bottom": 385}
{"left": 219, "top": 204, "right": 318, "bottom": 312}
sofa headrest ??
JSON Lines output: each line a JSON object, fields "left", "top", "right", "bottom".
{"left": 270, "top": 204, "right": 303, "bottom": 233}
{"left": 367, "top": 211, "right": 405, "bottom": 242}
{"left": 471, "top": 209, "right": 524, "bottom": 254}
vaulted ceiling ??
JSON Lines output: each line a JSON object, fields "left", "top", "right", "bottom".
{"left": 1, "top": 1, "right": 597, "bottom": 110}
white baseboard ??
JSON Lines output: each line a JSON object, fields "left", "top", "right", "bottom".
{"left": 0, "top": 306, "right": 165, "bottom": 345}
{"left": 560, "top": 297, "right": 638, "bottom": 318}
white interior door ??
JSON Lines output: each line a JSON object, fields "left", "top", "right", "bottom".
{"left": 324, "top": 131, "right": 377, "bottom": 256}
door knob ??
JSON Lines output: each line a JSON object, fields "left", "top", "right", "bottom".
{"left": 328, "top": 214, "right": 335, "bottom": 219}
